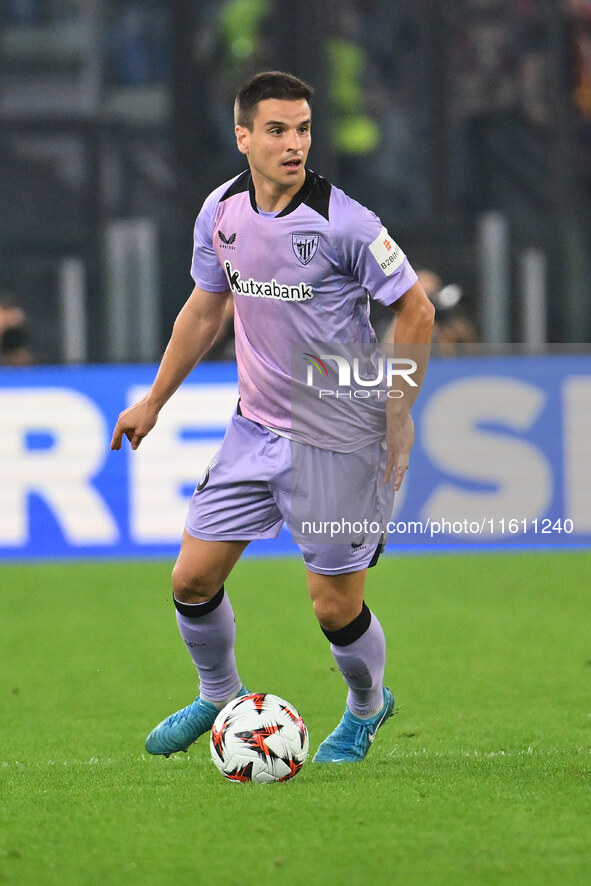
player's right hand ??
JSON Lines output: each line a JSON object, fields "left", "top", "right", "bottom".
{"left": 383, "top": 410, "right": 414, "bottom": 490}
{"left": 110, "top": 399, "right": 159, "bottom": 451}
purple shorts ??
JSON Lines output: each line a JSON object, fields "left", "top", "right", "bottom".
{"left": 185, "top": 411, "right": 394, "bottom": 575}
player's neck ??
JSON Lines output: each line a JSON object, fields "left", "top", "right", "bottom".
{"left": 251, "top": 169, "right": 306, "bottom": 214}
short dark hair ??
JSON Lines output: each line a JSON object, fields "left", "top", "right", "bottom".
{"left": 234, "top": 71, "right": 314, "bottom": 130}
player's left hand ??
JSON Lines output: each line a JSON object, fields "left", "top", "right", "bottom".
{"left": 383, "top": 411, "right": 414, "bottom": 491}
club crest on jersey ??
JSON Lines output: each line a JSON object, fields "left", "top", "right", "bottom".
{"left": 292, "top": 233, "right": 319, "bottom": 266}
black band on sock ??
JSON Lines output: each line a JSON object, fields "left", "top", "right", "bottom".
{"left": 321, "top": 602, "right": 372, "bottom": 647}
{"left": 173, "top": 585, "right": 225, "bottom": 618}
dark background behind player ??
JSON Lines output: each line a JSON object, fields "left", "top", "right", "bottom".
{"left": 1, "top": 0, "right": 590, "bottom": 361}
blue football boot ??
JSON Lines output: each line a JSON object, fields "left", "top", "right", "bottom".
{"left": 145, "top": 685, "right": 249, "bottom": 757}
{"left": 312, "top": 687, "right": 394, "bottom": 763}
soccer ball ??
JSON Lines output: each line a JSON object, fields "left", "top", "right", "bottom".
{"left": 210, "top": 692, "right": 309, "bottom": 783}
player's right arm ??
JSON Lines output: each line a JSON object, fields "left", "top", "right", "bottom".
{"left": 110, "top": 285, "right": 230, "bottom": 451}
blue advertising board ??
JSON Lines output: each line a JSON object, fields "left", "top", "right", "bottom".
{"left": 0, "top": 355, "right": 589, "bottom": 560}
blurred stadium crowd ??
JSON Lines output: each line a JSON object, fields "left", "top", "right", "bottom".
{"left": 1, "top": 0, "right": 590, "bottom": 363}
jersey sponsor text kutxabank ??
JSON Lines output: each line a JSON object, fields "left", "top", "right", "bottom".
{"left": 191, "top": 169, "right": 417, "bottom": 451}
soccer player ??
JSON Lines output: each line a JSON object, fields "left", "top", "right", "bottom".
{"left": 111, "top": 71, "right": 434, "bottom": 763}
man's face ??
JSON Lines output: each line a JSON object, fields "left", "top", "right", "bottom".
{"left": 236, "top": 98, "right": 311, "bottom": 193}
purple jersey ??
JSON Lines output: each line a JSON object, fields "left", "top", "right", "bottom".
{"left": 191, "top": 169, "right": 417, "bottom": 450}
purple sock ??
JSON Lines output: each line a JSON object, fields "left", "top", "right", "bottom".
{"left": 174, "top": 587, "right": 242, "bottom": 705}
{"left": 324, "top": 606, "right": 386, "bottom": 717}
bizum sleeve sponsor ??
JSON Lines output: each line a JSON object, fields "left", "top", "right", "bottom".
{"left": 368, "top": 227, "right": 405, "bottom": 276}
{"left": 224, "top": 261, "right": 314, "bottom": 301}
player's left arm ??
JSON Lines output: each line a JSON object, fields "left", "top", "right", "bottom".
{"left": 384, "top": 280, "right": 435, "bottom": 489}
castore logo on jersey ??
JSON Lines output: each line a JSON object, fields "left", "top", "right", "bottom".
{"left": 218, "top": 230, "right": 237, "bottom": 249}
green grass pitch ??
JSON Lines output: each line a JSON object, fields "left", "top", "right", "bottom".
{"left": 1, "top": 551, "right": 590, "bottom": 886}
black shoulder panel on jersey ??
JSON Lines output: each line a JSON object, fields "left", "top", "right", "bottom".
{"left": 275, "top": 169, "right": 332, "bottom": 220}
{"left": 229, "top": 168, "right": 332, "bottom": 217}
{"left": 302, "top": 170, "right": 332, "bottom": 222}
{"left": 248, "top": 175, "right": 258, "bottom": 213}
{"left": 219, "top": 170, "right": 251, "bottom": 202}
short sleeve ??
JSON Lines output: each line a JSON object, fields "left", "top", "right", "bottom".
{"left": 331, "top": 189, "right": 418, "bottom": 307}
{"left": 190, "top": 187, "right": 232, "bottom": 293}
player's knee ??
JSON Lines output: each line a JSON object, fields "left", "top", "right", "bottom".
{"left": 312, "top": 594, "right": 353, "bottom": 633}
{"left": 171, "top": 561, "right": 219, "bottom": 604}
